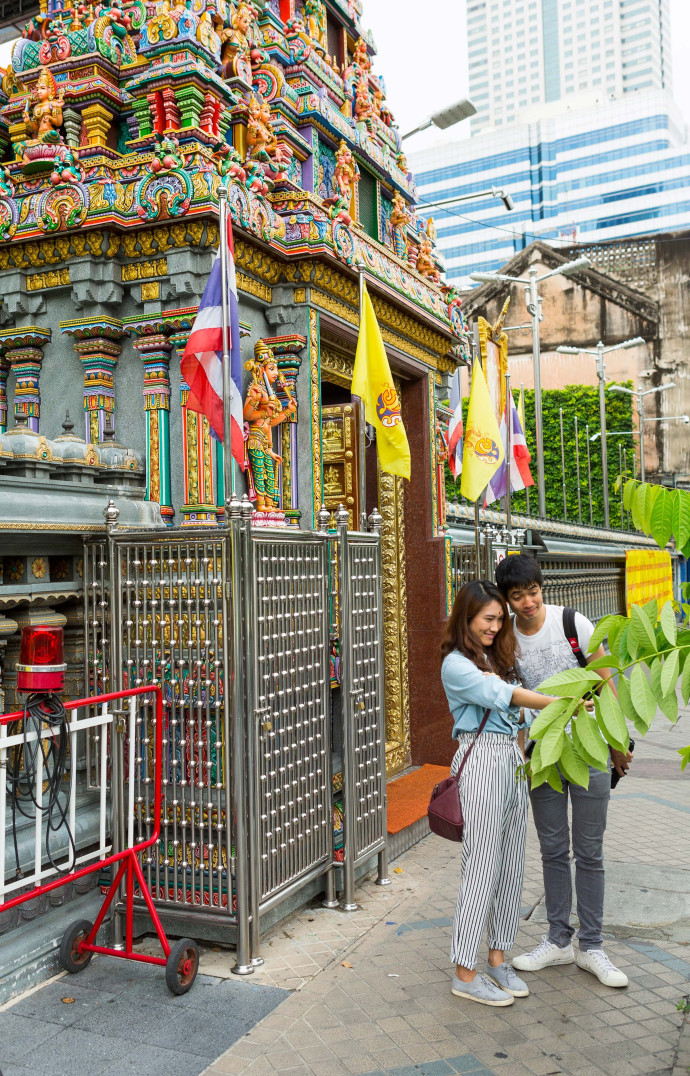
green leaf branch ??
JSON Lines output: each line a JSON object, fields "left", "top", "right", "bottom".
{"left": 530, "top": 597, "right": 690, "bottom": 789}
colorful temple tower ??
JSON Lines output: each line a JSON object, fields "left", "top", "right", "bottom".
{"left": 0, "top": 0, "right": 467, "bottom": 774}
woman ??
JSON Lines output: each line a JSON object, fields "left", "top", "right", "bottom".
{"left": 441, "top": 579, "right": 562, "bottom": 1008}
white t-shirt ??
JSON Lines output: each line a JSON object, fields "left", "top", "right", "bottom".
{"left": 514, "top": 604, "right": 595, "bottom": 693}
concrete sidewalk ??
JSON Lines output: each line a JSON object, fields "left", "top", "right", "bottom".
{"left": 1, "top": 712, "right": 689, "bottom": 1076}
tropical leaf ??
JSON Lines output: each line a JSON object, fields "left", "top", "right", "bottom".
{"left": 660, "top": 650, "right": 680, "bottom": 697}
{"left": 681, "top": 655, "right": 690, "bottom": 705}
{"left": 678, "top": 745, "right": 690, "bottom": 772}
{"left": 650, "top": 487, "right": 673, "bottom": 548}
{"left": 672, "top": 490, "right": 690, "bottom": 550}
{"left": 660, "top": 601, "right": 677, "bottom": 648}
{"left": 608, "top": 618, "right": 626, "bottom": 662}
{"left": 573, "top": 709, "right": 609, "bottom": 768}
{"left": 596, "top": 685, "right": 629, "bottom": 752}
{"left": 649, "top": 657, "right": 663, "bottom": 699}
{"left": 617, "top": 622, "right": 632, "bottom": 664}
{"left": 530, "top": 767, "right": 548, "bottom": 789}
{"left": 623, "top": 479, "right": 637, "bottom": 510}
{"left": 659, "top": 689, "right": 678, "bottom": 724}
{"left": 558, "top": 737, "right": 590, "bottom": 788}
{"left": 629, "top": 605, "right": 658, "bottom": 657}
{"left": 630, "top": 663, "right": 657, "bottom": 727}
{"left": 586, "top": 655, "right": 619, "bottom": 672}
{"left": 538, "top": 668, "right": 603, "bottom": 694}
{"left": 540, "top": 723, "right": 566, "bottom": 768}
{"left": 642, "top": 597, "right": 659, "bottom": 623}
{"left": 587, "top": 615, "right": 615, "bottom": 655}
{"left": 529, "top": 696, "right": 570, "bottom": 739}
{"left": 544, "top": 764, "right": 563, "bottom": 793}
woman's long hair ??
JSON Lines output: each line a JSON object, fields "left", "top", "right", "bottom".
{"left": 441, "top": 579, "right": 517, "bottom": 680}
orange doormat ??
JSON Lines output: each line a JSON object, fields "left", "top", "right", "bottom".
{"left": 386, "top": 764, "right": 449, "bottom": 834}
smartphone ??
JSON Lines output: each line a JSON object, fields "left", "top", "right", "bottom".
{"left": 610, "top": 738, "right": 635, "bottom": 790}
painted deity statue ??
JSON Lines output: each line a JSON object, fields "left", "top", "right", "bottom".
{"left": 243, "top": 342, "right": 296, "bottom": 513}
{"left": 354, "top": 78, "right": 375, "bottom": 130}
{"left": 390, "top": 192, "right": 410, "bottom": 259}
{"left": 22, "top": 67, "right": 64, "bottom": 143}
{"left": 303, "top": 0, "right": 326, "bottom": 52}
{"left": 351, "top": 36, "right": 371, "bottom": 75}
{"left": 416, "top": 234, "right": 441, "bottom": 283}
{"left": 246, "top": 93, "right": 277, "bottom": 164}
{"left": 221, "top": 0, "right": 257, "bottom": 82}
{"left": 334, "top": 139, "right": 358, "bottom": 205}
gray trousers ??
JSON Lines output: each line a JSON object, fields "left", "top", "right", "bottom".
{"left": 530, "top": 764, "right": 610, "bottom": 952}
{"left": 450, "top": 734, "right": 528, "bottom": 969}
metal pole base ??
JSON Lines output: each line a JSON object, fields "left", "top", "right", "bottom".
{"left": 340, "top": 901, "right": 358, "bottom": 912}
{"left": 322, "top": 868, "right": 339, "bottom": 908}
{"left": 376, "top": 848, "right": 390, "bottom": 886}
{"left": 375, "top": 876, "right": 391, "bottom": 887}
{"left": 250, "top": 955, "right": 264, "bottom": 967}
{"left": 231, "top": 962, "right": 255, "bottom": 975}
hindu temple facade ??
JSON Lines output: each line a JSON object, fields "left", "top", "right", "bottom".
{"left": 0, "top": 0, "right": 466, "bottom": 780}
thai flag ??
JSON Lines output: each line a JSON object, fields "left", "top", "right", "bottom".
{"left": 181, "top": 217, "right": 245, "bottom": 468}
{"left": 447, "top": 368, "right": 463, "bottom": 479}
{"left": 484, "top": 391, "right": 534, "bottom": 505}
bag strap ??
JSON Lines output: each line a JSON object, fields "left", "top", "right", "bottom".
{"left": 563, "top": 607, "right": 588, "bottom": 668}
{"left": 456, "top": 707, "right": 491, "bottom": 778}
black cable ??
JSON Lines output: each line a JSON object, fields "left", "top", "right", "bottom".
{"left": 6, "top": 693, "right": 76, "bottom": 880}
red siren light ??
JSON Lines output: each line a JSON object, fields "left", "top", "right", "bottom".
{"left": 17, "top": 625, "right": 66, "bottom": 693}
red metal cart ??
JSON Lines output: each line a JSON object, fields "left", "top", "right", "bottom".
{"left": 0, "top": 685, "right": 199, "bottom": 994}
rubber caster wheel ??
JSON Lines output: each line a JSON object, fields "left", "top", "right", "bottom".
{"left": 165, "top": 938, "right": 199, "bottom": 995}
{"left": 60, "top": 919, "right": 94, "bottom": 974}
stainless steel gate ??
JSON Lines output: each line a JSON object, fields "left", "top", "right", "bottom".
{"left": 83, "top": 496, "right": 388, "bottom": 970}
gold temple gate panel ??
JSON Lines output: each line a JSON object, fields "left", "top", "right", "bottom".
{"left": 321, "top": 403, "right": 359, "bottom": 529}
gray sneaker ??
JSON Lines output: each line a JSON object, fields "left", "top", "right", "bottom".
{"left": 451, "top": 971, "right": 514, "bottom": 1006}
{"left": 485, "top": 961, "right": 529, "bottom": 997}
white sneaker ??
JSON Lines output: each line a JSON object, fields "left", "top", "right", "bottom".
{"left": 512, "top": 934, "right": 575, "bottom": 972}
{"left": 576, "top": 948, "right": 629, "bottom": 988}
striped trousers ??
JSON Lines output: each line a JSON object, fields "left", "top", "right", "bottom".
{"left": 449, "top": 733, "right": 528, "bottom": 969}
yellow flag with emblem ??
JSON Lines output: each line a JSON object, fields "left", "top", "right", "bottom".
{"left": 460, "top": 358, "right": 505, "bottom": 502}
{"left": 351, "top": 281, "right": 411, "bottom": 480}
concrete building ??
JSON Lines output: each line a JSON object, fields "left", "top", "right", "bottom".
{"left": 467, "top": 0, "right": 672, "bottom": 134}
{"left": 460, "top": 234, "right": 690, "bottom": 484}
{"left": 410, "top": 90, "right": 690, "bottom": 287}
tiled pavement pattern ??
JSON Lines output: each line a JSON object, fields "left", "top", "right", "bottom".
{"left": 202, "top": 712, "right": 690, "bottom": 1076}
{"left": 0, "top": 963, "right": 288, "bottom": 1076}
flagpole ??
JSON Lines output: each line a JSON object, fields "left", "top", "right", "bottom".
{"left": 520, "top": 382, "right": 530, "bottom": 517}
{"left": 356, "top": 264, "right": 367, "bottom": 530}
{"left": 505, "top": 372, "right": 512, "bottom": 535}
{"left": 218, "top": 186, "right": 235, "bottom": 506}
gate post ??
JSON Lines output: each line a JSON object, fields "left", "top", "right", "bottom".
{"left": 228, "top": 494, "right": 253, "bottom": 974}
{"left": 368, "top": 507, "right": 390, "bottom": 889}
{"left": 336, "top": 503, "right": 358, "bottom": 912}
{"left": 104, "top": 500, "right": 126, "bottom": 948}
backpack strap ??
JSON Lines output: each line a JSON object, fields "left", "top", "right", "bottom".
{"left": 562, "top": 607, "right": 588, "bottom": 668}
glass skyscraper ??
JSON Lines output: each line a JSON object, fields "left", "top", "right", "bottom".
{"left": 467, "top": 0, "right": 672, "bottom": 134}
{"left": 410, "top": 90, "right": 690, "bottom": 287}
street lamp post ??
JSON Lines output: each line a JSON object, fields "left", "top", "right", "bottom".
{"left": 556, "top": 337, "right": 645, "bottom": 528}
{"left": 470, "top": 257, "right": 591, "bottom": 518}
{"left": 607, "top": 382, "right": 679, "bottom": 482}
{"left": 401, "top": 98, "right": 477, "bottom": 141}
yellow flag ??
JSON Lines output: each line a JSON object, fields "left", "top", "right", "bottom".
{"left": 351, "top": 282, "right": 411, "bottom": 480}
{"left": 517, "top": 386, "right": 526, "bottom": 432}
{"left": 460, "top": 358, "right": 505, "bottom": 502}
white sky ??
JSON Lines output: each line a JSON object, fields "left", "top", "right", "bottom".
{"left": 364, "top": 0, "right": 690, "bottom": 153}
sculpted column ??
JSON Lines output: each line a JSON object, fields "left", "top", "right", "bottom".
{"left": 124, "top": 322, "right": 174, "bottom": 525}
{"left": 60, "top": 317, "right": 125, "bottom": 442}
{"left": 170, "top": 329, "right": 217, "bottom": 526}
{"left": 0, "top": 327, "right": 51, "bottom": 432}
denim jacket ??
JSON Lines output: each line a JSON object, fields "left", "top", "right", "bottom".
{"left": 441, "top": 650, "right": 529, "bottom": 738}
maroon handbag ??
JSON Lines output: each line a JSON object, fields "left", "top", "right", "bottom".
{"left": 427, "top": 708, "right": 491, "bottom": 842}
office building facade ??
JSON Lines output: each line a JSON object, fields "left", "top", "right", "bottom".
{"left": 410, "top": 91, "right": 689, "bottom": 287}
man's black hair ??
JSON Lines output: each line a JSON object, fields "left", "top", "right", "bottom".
{"left": 495, "top": 553, "right": 543, "bottom": 597}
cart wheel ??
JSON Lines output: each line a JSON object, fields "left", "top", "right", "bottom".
{"left": 60, "top": 919, "right": 95, "bottom": 974}
{"left": 165, "top": 938, "right": 199, "bottom": 995}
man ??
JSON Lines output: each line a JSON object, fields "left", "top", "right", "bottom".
{"left": 495, "top": 554, "right": 632, "bottom": 988}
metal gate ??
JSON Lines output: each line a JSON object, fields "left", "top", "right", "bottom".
{"left": 83, "top": 496, "right": 388, "bottom": 971}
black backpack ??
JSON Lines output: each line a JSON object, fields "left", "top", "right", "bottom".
{"left": 562, "top": 607, "right": 588, "bottom": 668}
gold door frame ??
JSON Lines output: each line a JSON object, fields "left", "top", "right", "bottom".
{"left": 320, "top": 342, "right": 410, "bottom": 775}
